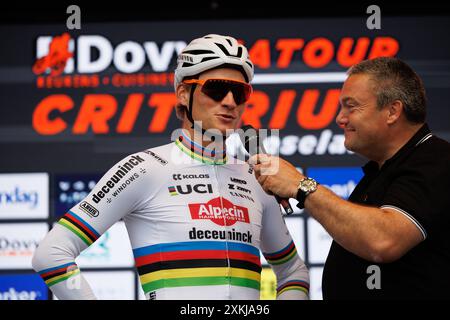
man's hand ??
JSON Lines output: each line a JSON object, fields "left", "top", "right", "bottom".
{"left": 248, "top": 154, "right": 305, "bottom": 199}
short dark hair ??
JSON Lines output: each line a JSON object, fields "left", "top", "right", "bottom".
{"left": 347, "top": 57, "right": 427, "bottom": 123}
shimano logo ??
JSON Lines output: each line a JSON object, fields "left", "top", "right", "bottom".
{"left": 0, "top": 187, "right": 38, "bottom": 209}
{"left": 0, "top": 288, "right": 41, "bottom": 300}
{"left": 92, "top": 155, "right": 145, "bottom": 204}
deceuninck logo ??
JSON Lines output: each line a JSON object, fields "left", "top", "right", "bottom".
{"left": 189, "top": 197, "right": 250, "bottom": 226}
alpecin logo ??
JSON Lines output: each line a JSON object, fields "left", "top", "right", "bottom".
{"left": 189, "top": 197, "right": 250, "bottom": 226}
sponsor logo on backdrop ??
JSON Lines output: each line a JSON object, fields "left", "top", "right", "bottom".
{"left": 74, "top": 222, "right": 134, "bottom": 268}
{"left": 0, "top": 224, "right": 48, "bottom": 269}
{"left": 33, "top": 33, "right": 73, "bottom": 76}
{"left": 79, "top": 231, "right": 110, "bottom": 260}
{"left": 189, "top": 197, "right": 250, "bottom": 226}
{"left": 306, "top": 167, "right": 363, "bottom": 199}
{"left": 0, "top": 238, "right": 39, "bottom": 257}
{"left": 0, "top": 187, "right": 38, "bottom": 209}
{"left": 0, "top": 173, "right": 49, "bottom": 220}
{"left": 31, "top": 33, "right": 399, "bottom": 140}
{"left": 0, "top": 275, "right": 48, "bottom": 300}
{"left": 305, "top": 167, "right": 361, "bottom": 264}
{"left": 55, "top": 174, "right": 101, "bottom": 218}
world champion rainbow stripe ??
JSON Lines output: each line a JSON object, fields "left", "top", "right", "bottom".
{"left": 264, "top": 241, "right": 309, "bottom": 296}
{"left": 58, "top": 211, "right": 100, "bottom": 246}
{"left": 133, "top": 241, "right": 262, "bottom": 294}
{"left": 263, "top": 240, "right": 297, "bottom": 265}
{"left": 38, "top": 262, "right": 80, "bottom": 287}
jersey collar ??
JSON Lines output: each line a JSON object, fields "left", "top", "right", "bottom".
{"left": 175, "top": 130, "right": 227, "bottom": 165}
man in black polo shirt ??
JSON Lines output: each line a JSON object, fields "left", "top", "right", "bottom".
{"left": 250, "top": 57, "right": 450, "bottom": 299}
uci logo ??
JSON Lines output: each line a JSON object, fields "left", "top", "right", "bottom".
{"left": 168, "top": 184, "right": 213, "bottom": 196}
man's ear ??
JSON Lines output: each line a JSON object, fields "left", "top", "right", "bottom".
{"left": 386, "top": 100, "right": 403, "bottom": 124}
{"left": 176, "top": 84, "right": 190, "bottom": 106}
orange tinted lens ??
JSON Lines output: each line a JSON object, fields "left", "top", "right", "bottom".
{"left": 202, "top": 79, "right": 251, "bottom": 104}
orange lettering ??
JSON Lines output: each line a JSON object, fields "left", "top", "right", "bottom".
{"left": 297, "top": 89, "right": 340, "bottom": 129}
{"left": 337, "top": 37, "right": 370, "bottom": 67}
{"left": 117, "top": 94, "right": 144, "bottom": 133}
{"left": 147, "top": 93, "right": 177, "bottom": 133}
{"left": 303, "top": 38, "right": 334, "bottom": 68}
{"left": 32, "top": 94, "right": 73, "bottom": 135}
{"left": 276, "top": 39, "right": 304, "bottom": 68}
{"left": 369, "top": 37, "right": 399, "bottom": 59}
{"left": 72, "top": 94, "right": 117, "bottom": 134}
{"left": 241, "top": 91, "right": 270, "bottom": 129}
{"left": 268, "top": 90, "right": 296, "bottom": 129}
{"left": 248, "top": 39, "right": 271, "bottom": 69}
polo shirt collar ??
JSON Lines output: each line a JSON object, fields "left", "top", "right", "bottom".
{"left": 362, "top": 123, "right": 432, "bottom": 174}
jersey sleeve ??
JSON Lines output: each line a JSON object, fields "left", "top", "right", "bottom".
{"left": 32, "top": 152, "right": 152, "bottom": 299}
{"left": 259, "top": 194, "right": 310, "bottom": 300}
{"left": 380, "top": 154, "right": 450, "bottom": 241}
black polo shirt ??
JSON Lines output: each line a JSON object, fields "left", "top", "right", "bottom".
{"left": 319, "top": 124, "right": 450, "bottom": 299}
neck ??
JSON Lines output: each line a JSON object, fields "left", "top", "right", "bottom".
{"left": 375, "top": 123, "right": 423, "bottom": 167}
{"left": 175, "top": 121, "right": 228, "bottom": 165}
{"left": 181, "top": 121, "right": 227, "bottom": 152}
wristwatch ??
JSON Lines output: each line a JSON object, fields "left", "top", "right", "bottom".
{"left": 296, "top": 177, "right": 318, "bottom": 209}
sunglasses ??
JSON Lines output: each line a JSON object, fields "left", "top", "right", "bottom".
{"left": 183, "top": 78, "right": 252, "bottom": 105}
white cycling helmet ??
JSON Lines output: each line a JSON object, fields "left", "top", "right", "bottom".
{"left": 174, "top": 34, "right": 254, "bottom": 89}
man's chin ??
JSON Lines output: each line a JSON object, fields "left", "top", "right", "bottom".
{"left": 344, "top": 140, "right": 355, "bottom": 152}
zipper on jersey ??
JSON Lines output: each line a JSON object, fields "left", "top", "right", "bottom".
{"left": 213, "top": 164, "right": 232, "bottom": 298}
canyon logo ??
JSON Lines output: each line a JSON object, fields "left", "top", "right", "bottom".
{"left": 188, "top": 197, "right": 250, "bottom": 226}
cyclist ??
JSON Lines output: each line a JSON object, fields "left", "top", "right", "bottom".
{"left": 32, "top": 34, "right": 309, "bottom": 300}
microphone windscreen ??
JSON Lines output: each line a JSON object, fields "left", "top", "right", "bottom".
{"left": 240, "top": 125, "right": 263, "bottom": 155}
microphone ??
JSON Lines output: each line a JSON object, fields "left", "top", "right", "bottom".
{"left": 240, "top": 125, "right": 294, "bottom": 215}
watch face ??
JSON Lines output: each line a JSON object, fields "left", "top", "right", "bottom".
{"left": 300, "top": 178, "right": 317, "bottom": 192}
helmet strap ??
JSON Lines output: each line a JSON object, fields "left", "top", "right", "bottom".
{"left": 186, "top": 83, "right": 197, "bottom": 129}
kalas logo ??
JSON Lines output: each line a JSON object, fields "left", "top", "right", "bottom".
{"left": 34, "top": 33, "right": 186, "bottom": 75}
{"left": 189, "top": 197, "right": 250, "bottom": 226}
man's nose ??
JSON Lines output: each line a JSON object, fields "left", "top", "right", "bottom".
{"left": 335, "top": 107, "right": 348, "bottom": 128}
{"left": 221, "top": 91, "right": 237, "bottom": 108}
